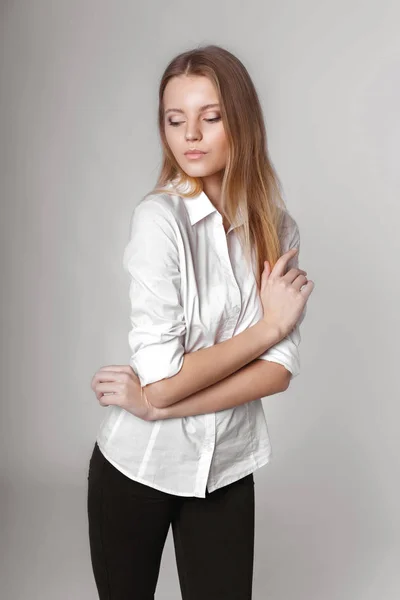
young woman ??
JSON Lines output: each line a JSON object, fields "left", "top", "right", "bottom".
{"left": 88, "top": 44, "right": 314, "bottom": 599}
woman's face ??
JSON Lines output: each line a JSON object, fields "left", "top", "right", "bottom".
{"left": 163, "top": 75, "right": 229, "bottom": 179}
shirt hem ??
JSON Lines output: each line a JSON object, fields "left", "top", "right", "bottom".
{"left": 206, "top": 452, "right": 273, "bottom": 494}
{"left": 96, "top": 442, "right": 273, "bottom": 499}
{"left": 96, "top": 439, "right": 204, "bottom": 498}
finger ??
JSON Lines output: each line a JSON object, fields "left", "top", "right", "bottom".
{"left": 94, "top": 382, "right": 122, "bottom": 405}
{"left": 271, "top": 248, "right": 298, "bottom": 277}
{"left": 95, "top": 390, "right": 110, "bottom": 402}
{"left": 93, "top": 371, "right": 129, "bottom": 385}
{"left": 260, "top": 261, "right": 270, "bottom": 292}
{"left": 96, "top": 382, "right": 122, "bottom": 394}
{"left": 282, "top": 268, "right": 307, "bottom": 284}
{"left": 300, "top": 280, "right": 315, "bottom": 298}
{"left": 98, "top": 365, "right": 132, "bottom": 373}
{"left": 94, "top": 387, "right": 117, "bottom": 400}
{"left": 98, "top": 392, "right": 121, "bottom": 407}
{"left": 291, "top": 273, "right": 308, "bottom": 291}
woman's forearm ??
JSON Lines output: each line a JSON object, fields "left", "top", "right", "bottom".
{"left": 151, "top": 358, "right": 290, "bottom": 420}
{"left": 146, "top": 321, "right": 281, "bottom": 409}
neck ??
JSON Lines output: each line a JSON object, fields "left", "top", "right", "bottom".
{"left": 201, "top": 171, "right": 224, "bottom": 213}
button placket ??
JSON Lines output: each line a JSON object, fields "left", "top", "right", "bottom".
{"left": 213, "top": 213, "right": 242, "bottom": 321}
{"left": 194, "top": 413, "right": 216, "bottom": 496}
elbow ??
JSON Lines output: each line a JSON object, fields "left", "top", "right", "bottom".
{"left": 267, "top": 361, "right": 292, "bottom": 391}
{"left": 281, "top": 370, "right": 292, "bottom": 391}
{"left": 277, "top": 366, "right": 292, "bottom": 391}
{"left": 255, "top": 359, "right": 293, "bottom": 393}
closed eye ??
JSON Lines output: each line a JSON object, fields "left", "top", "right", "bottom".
{"left": 168, "top": 116, "right": 221, "bottom": 127}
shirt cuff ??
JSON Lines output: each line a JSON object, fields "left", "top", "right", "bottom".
{"left": 257, "top": 327, "right": 301, "bottom": 379}
{"left": 129, "top": 338, "right": 185, "bottom": 387}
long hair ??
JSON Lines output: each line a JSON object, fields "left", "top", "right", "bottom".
{"left": 149, "top": 44, "right": 287, "bottom": 289}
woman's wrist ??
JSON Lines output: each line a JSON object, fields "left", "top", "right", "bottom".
{"left": 149, "top": 404, "right": 170, "bottom": 421}
{"left": 256, "top": 319, "right": 283, "bottom": 350}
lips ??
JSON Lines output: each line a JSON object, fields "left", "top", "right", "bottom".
{"left": 184, "top": 150, "right": 207, "bottom": 157}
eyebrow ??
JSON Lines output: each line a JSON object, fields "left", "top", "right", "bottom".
{"left": 164, "top": 103, "right": 220, "bottom": 116}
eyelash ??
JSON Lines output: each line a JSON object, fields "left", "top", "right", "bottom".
{"left": 168, "top": 116, "right": 221, "bottom": 127}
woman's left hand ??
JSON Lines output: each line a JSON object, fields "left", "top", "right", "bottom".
{"left": 91, "top": 365, "right": 161, "bottom": 421}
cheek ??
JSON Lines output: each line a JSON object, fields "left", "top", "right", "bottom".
{"left": 165, "top": 128, "right": 180, "bottom": 157}
{"left": 164, "top": 127, "right": 173, "bottom": 146}
{"left": 212, "top": 129, "right": 229, "bottom": 157}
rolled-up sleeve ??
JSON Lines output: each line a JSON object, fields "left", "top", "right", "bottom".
{"left": 257, "top": 211, "right": 306, "bottom": 379}
{"left": 122, "top": 198, "right": 186, "bottom": 387}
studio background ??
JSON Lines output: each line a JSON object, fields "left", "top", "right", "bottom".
{"left": 1, "top": 1, "right": 399, "bottom": 598}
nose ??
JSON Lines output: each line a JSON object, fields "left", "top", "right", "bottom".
{"left": 185, "top": 121, "right": 202, "bottom": 142}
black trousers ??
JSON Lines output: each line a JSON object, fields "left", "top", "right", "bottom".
{"left": 87, "top": 441, "right": 255, "bottom": 599}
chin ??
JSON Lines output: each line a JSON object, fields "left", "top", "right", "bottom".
{"left": 181, "top": 164, "right": 222, "bottom": 178}
{"left": 188, "top": 169, "right": 213, "bottom": 178}
{"left": 178, "top": 167, "right": 208, "bottom": 178}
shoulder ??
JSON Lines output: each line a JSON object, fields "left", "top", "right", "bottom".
{"left": 277, "top": 207, "right": 300, "bottom": 250}
{"left": 125, "top": 192, "right": 188, "bottom": 258}
{"left": 123, "top": 193, "right": 182, "bottom": 271}
{"left": 278, "top": 207, "right": 299, "bottom": 237}
{"left": 133, "top": 191, "right": 186, "bottom": 226}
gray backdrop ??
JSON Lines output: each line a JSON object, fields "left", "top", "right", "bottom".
{"left": 1, "top": 1, "right": 399, "bottom": 598}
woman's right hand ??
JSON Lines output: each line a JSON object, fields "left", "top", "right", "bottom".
{"left": 260, "top": 248, "right": 314, "bottom": 340}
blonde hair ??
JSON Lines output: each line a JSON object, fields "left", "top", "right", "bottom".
{"left": 149, "top": 44, "right": 288, "bottom": 289}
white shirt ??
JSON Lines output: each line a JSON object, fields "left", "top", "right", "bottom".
{"left": 96, "top": 187, "right": 305, "bottom": 498}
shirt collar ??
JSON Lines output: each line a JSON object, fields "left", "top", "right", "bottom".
{"left": 182, "top": 189, "right": 218, "bottom": 226}
{"left": 165, "top": 182, "right": 245, "bottom": 231}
